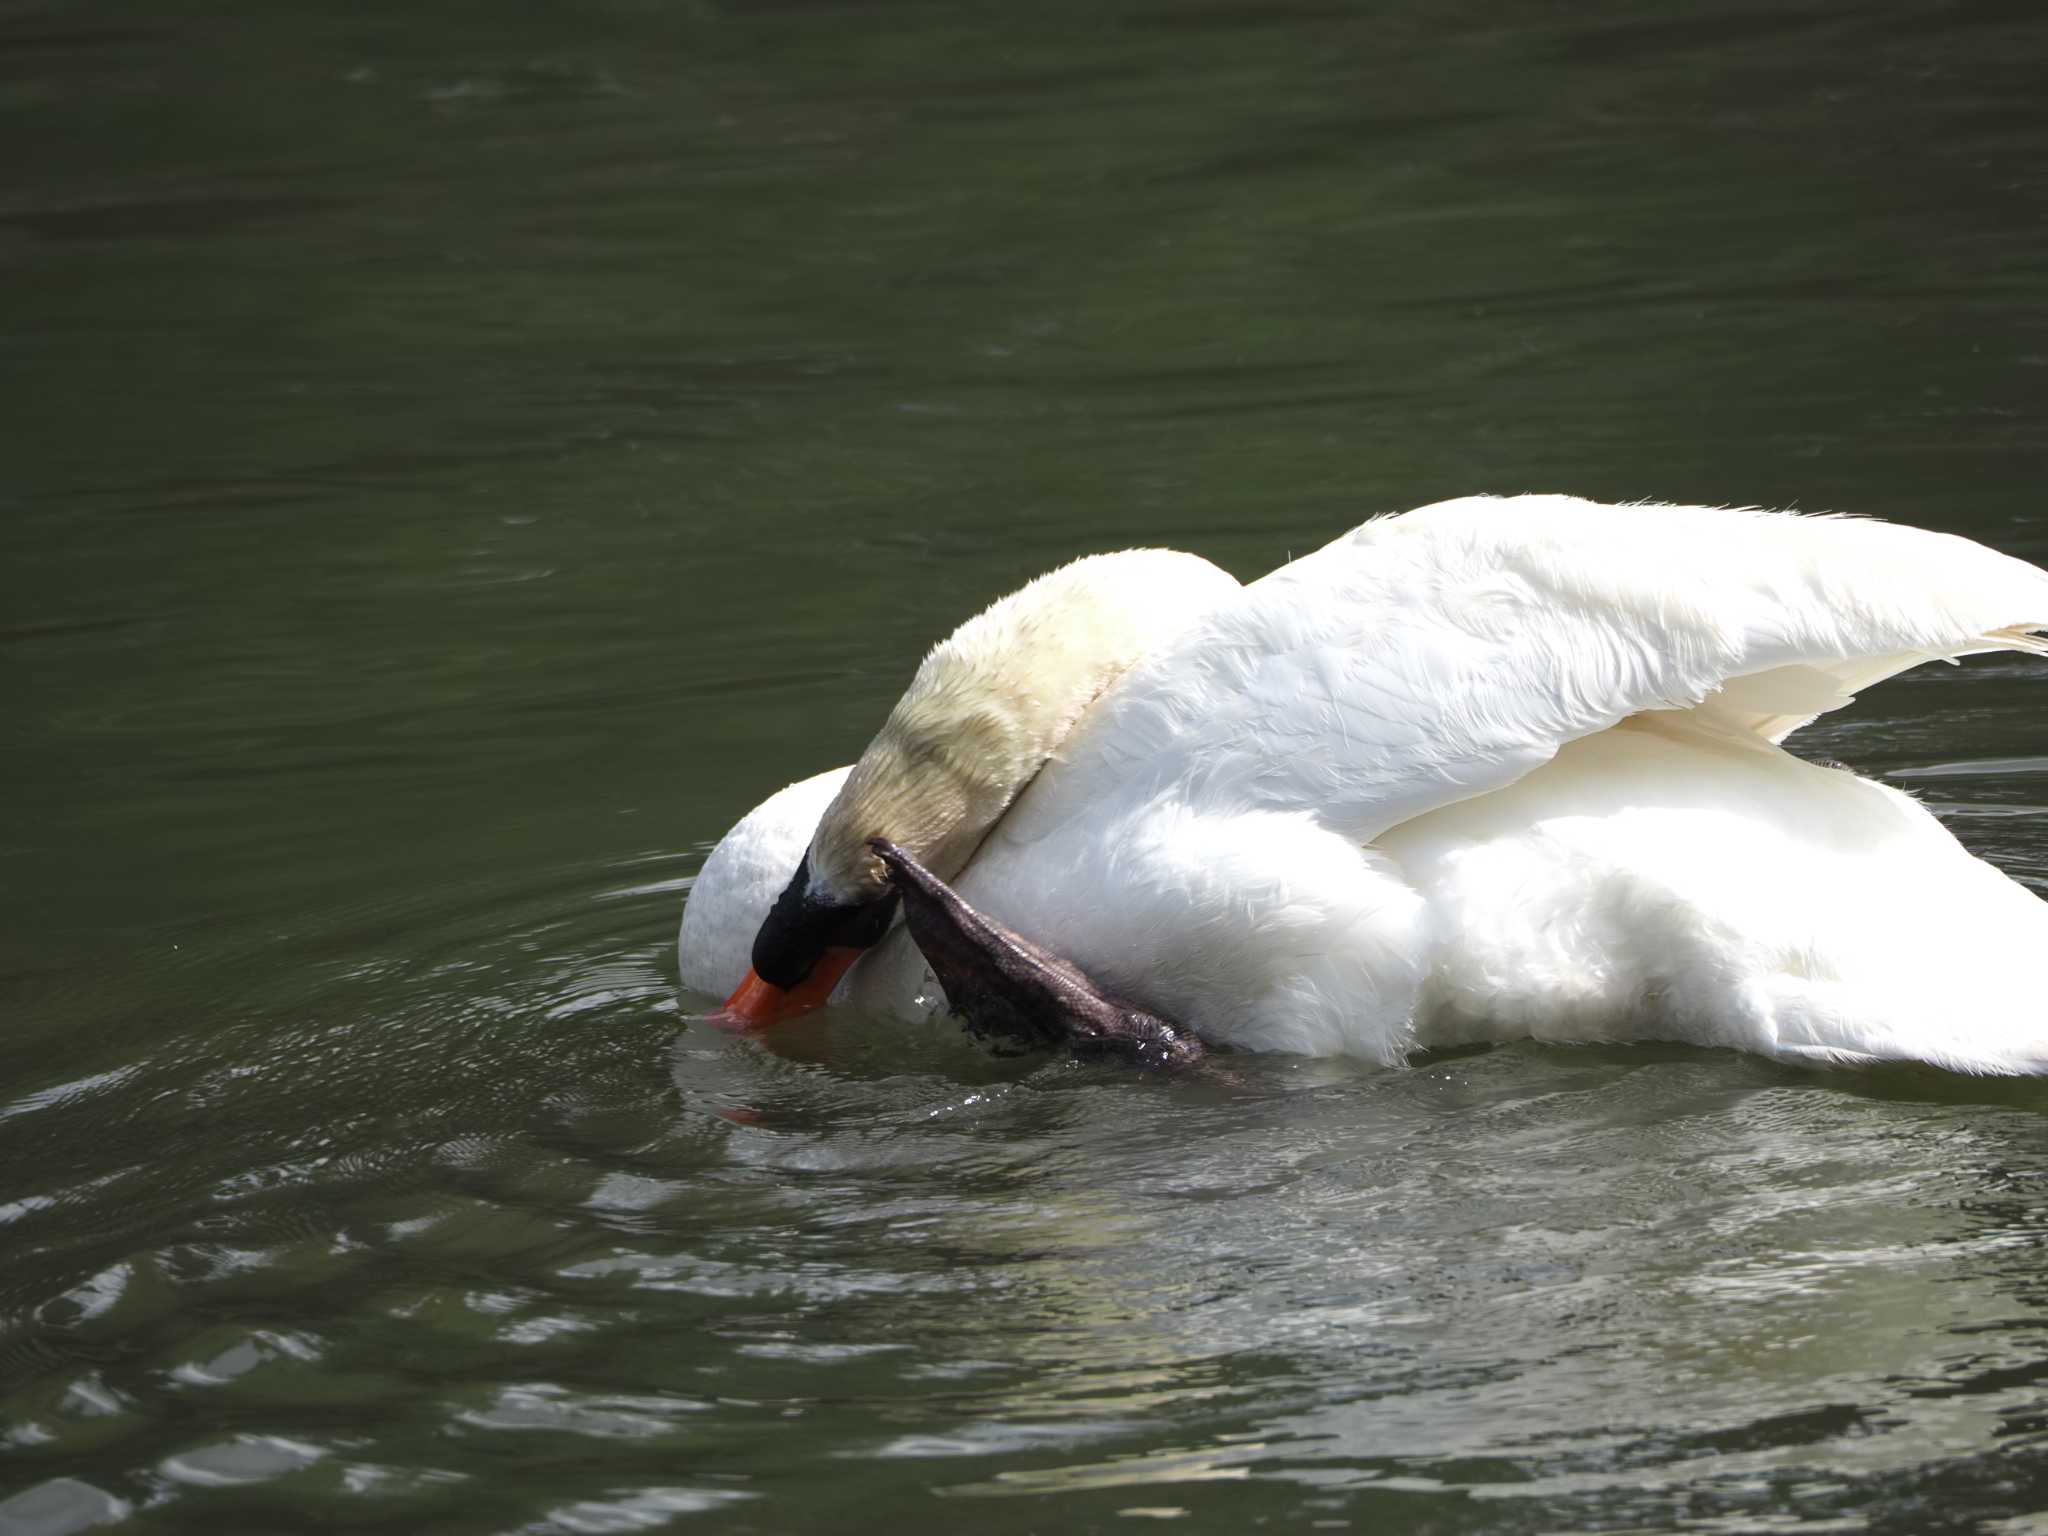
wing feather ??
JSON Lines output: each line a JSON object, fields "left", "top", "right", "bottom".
{"left": 1058, "top": 495, "right": 2048, "bottom": 842}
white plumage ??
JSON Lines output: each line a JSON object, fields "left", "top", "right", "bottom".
{"left": 680, "top": 495, "right": 2048, "bottom": 1073}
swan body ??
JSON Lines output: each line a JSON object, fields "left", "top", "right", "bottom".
{"left": 681, "top": 495, "right": 2048, "bottom": 1073}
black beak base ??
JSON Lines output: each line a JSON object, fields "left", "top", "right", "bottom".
{"left": 867, "top": 838, "right": 1202, "bottom": 1068}
{"left": 751, "top": 850, "right": 899, "bottom": 991}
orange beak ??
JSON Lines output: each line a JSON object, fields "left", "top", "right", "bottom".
{"left": 712, "top": 946, "right": 866, "bottom": 1029}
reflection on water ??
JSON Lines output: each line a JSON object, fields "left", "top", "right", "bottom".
{"left": 7, "top": 0, "right": 2048, "bottom": 1529}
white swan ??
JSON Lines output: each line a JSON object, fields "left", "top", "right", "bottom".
{"left": 680, "top": 494, "right": 2048, "bottom": 1073}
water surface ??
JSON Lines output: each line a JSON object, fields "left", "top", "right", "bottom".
{"left": 6, "top": 0, "right": 2048, "bottom": 1529}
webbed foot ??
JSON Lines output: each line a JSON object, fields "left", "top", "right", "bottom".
{"left": 868, "top": 838, "right": 1202, "bottom": 1069}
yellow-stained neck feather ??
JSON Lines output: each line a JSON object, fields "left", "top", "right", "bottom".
{"left": 806, "top": 549, "right": 1238, "bottom": 902}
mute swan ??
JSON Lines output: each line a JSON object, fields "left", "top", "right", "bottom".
{"left": 679, "top": 494, "right": 2048, "bottom": 1074}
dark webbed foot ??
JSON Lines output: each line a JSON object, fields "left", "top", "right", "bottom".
{"left": 867, "top": 838, "right": 1203, "bottom": 1069}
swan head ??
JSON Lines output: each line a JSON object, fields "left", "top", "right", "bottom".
{"left": 698, "top": 548, "right": 1239, "bottom": 1026}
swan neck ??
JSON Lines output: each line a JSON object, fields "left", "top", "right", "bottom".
{"left": 804, "top": 550, "right": 1235, "bottom": 902}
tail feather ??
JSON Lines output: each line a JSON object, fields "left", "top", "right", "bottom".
{"left": 1985, "top": 625, "right": 2048, "bottom": 657}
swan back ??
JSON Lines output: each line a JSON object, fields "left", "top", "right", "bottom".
{"left": 1018, "top": 496, "right": 2048, "bottom": 848}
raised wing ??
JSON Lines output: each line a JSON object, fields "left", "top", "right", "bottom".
{"left": 1058, "top": 495, "right": 2048, "bottom": 842}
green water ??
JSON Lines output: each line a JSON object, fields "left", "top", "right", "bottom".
{"left": 6, "top": 0, "right": 2048, "bottom": 1529}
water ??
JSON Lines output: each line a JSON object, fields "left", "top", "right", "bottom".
{"left": 5, "top": 0, "right": 2048, "bottom": 1528}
